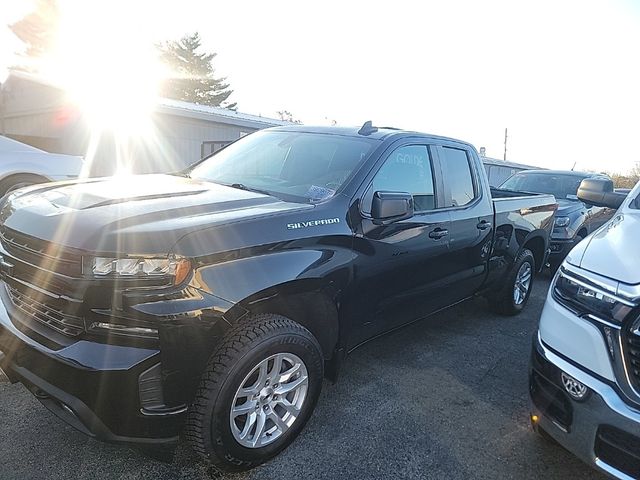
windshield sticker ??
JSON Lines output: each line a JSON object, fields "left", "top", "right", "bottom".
{"left": 306, "top": 185, "right": 336, "bottom": 202}
{"left": 287, "top": 218, "right": 340, "bottom": 230}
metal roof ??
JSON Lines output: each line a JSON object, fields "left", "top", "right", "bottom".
{"left": 1, "top": 70, "right": 290, "bottom": 130}
{"left": 481, "top": 156, "right": 541, "bottom": 170}
{"left": 155, "top": 98, "right": 290, "bottom": 129}
{"left": 1, "top": 69, "right": 64, "bottom": 91}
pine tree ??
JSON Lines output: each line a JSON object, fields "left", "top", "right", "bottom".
{"left": 9, "top": 0, "right": 60, "bottom": 71}
{"left": 277, "top": 110, "right": 302, "bottom": 124}
{"left": 157, "top": 33, "right": 235, "bottom": 109}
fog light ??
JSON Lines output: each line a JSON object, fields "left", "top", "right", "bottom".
{"left": 561, "top": 372, "right": 589, "bottom": 400}
{"left": 531, "top": 414, "right": 539, "bottom": 424}
{"left": 139, "top": 363, "right": 165, "bottom": 411}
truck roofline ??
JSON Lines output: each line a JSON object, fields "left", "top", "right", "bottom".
{"left": 266, "top": 124, "right": 478, "bottom": 150}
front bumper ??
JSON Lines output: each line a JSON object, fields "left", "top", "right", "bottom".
{"left": 548, "top": 238, "right": 575, "bottom": 263}
{"left": 530, "top": 332, "right": 640, "bottom": 479}
{"left": 0, "top": 295, "right": 186, "bottom": 446}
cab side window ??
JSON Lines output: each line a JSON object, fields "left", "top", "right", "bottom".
{"left": 363, "top": 145, "right": 435, "bottom": 213}
{"left": 440, "top": 147, "right": 476, "bottom": 207}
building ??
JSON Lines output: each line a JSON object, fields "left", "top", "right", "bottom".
{"left": 0, "top": 70, "right": 289, "bottom": 176}
{"left": 481, "top": 156, "right": 542, "bottom": 187}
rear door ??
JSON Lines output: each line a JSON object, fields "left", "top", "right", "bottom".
{"left": 435, "top": 145, "right": 494, "bottom": 298}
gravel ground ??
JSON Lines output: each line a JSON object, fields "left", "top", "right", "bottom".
{"left": 0, "top": 278, "right": 604, "bottom": 480}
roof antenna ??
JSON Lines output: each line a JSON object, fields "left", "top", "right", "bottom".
{"left": 571, "top": 161, "right": 577, "bottom": 171}
{"left": 358, "top": 120, "right": 378, "bottom": 136}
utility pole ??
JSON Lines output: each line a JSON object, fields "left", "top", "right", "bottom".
{"left": 503, "top": 127, "right": 508, "bottom": 161}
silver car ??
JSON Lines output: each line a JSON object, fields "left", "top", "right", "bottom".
{"left": 0, "top": 136, "right": 83, "bottom": 195}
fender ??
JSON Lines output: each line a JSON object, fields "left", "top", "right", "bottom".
{"left": 187, "top": 246, "right": 355, "bottom": 357}
{"left": 485, "top": 226, "right": 551, "bottom": 291}
{"left": 134, "top": 247, "right": 353, "bottom": 404}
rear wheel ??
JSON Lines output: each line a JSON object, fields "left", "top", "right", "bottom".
{"left": 491, "top": 248, "right": 535, "bottom": 315}
{"left": 185, "top": 313, "right": 324, "bottom": 472}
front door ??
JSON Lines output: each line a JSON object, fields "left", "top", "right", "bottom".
{"left": 349, "top": 143, "right": 453, "bottom": 345}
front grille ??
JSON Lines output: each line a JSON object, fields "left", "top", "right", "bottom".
{"left": 530, "top": 371, "right": 573, "bottom": 430}
{"left": 595, "top": 425, "right": 640, "bottom": 478}
{"left": 0, "top": 225, "right": 82, "bottom": 277}
{"left": 7, "top": 285, "right": 84, "bottom": 336}
{"left": 624, "top": 333, "right": 640, "bottom": 390}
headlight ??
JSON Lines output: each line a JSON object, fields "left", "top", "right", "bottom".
{"left": 85, "top": 256, "right": 191, "bottom": 285}
{"left": 554, "top": 216, "right": 570, "bottom": 228}
{"left": 554, "top": 268, "right": 635, "bottom": 323}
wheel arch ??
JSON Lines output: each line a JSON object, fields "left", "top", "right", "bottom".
{"left": 224, "top": 279, "right": 341, "bottom": 362}
{"left": 522, "top": 234, "right": 546, "bottom": 272}
{"left": 0, "top": 172, "right": 51, "bottom": 196}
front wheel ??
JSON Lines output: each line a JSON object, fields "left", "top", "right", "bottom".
{"left": 491, "top": 248, "right": 535, "bottom": 315}
{"left": 185, "top": 314, "right": 324, "bottom": 472}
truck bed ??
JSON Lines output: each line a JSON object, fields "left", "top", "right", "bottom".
{"left": 491, "top": 187, "right": 556, "bottom": 214}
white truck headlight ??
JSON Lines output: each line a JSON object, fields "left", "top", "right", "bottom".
{"left": 554, "top": 216, "right": 570, "bottom": 228}
{"left": 554, "top": 268, "right": 634, "bottom": 323}
{"left": 85, "top": 256, "right": 191, "bottom": 284}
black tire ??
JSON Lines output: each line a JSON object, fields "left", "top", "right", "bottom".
{"left": 0, "top": 174, "right": 47, "bottom": 197}
{"left": 185, "top": 313, "right": 324, "bottom": 472}
{"left": 491, "top": 248, "right": 535, "bottom": 316}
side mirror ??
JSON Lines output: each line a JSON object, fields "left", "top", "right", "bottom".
{"left": 577, "top": 178, "right": 626, "bottom": 209}
{"left": 371, "top": 191, "right": 414, "bottom": 225}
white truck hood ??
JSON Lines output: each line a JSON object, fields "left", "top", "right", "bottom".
{"left": 567, "top": 176, "right": 640, "bottom": 288}
{"left": 566, "top": 211, "right": 639, "bottom": 285}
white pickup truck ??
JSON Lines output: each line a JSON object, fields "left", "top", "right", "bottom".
{"left": 530, "top": 177, "right": 639, "bottom": 479}
{"left": 0, "top": 136, "right": 83, "bottom": 195}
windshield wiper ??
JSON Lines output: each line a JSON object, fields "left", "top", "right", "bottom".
{"left": 226, "top": 183, "right": 273, "bottom": 197}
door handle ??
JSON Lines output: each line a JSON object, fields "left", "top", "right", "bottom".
{"left": 477, "top": 221, "right": 492, "bottom": 230}
{"left": 429, "top": 228, "right": 448, "bottom": 239}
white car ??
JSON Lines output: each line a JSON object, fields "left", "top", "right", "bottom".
{"left": 530, "top": 177, "right": 639, "bottom": 479}
{"left": 0, "top": 136, "right": 83, "bottom": 196}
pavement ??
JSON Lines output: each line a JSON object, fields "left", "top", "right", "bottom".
{"left": 0, "top": 277, "right": 605, "bottom": 480}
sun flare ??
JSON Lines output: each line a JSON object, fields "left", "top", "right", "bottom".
{"left": 39, "top": 0, "right": 165, "bottom": 136}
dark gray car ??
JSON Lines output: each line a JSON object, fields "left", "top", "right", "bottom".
{"left": 500, "top": 170, "right": 616, "bottom": 271}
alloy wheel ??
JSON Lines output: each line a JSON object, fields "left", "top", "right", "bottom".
{"left": 229, "top": 352, "right": 309, "bottom": 448}
{"left": 513, "top": 261, "right": 532, "bottom": 305}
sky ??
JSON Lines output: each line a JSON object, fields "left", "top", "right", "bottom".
{"left": 1, "top": 0, "right": 640, "bottom": 173}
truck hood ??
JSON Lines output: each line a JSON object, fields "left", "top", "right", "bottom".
{"left": 566, "top": 212, "right": 638, "bottom": 285}
{"left": 0, "top": 174, "right": 310, "bottom": 254}
{"left": 555, "top": 198, "right": 583, "bottom": 216}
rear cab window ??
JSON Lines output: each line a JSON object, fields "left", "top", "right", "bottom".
{"left": 439, "top": 147, "right": 477, "bottom": 207}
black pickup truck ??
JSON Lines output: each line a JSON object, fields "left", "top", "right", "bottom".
{"left": 0, "top": 123, "right": 556, "bottom": 470}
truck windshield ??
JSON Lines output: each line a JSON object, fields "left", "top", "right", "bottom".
{"left": 190, "top": 131, "right": 376, "bottom": 203}
{"left": 500, "top": 172, "right": 589, "bottom": 200}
